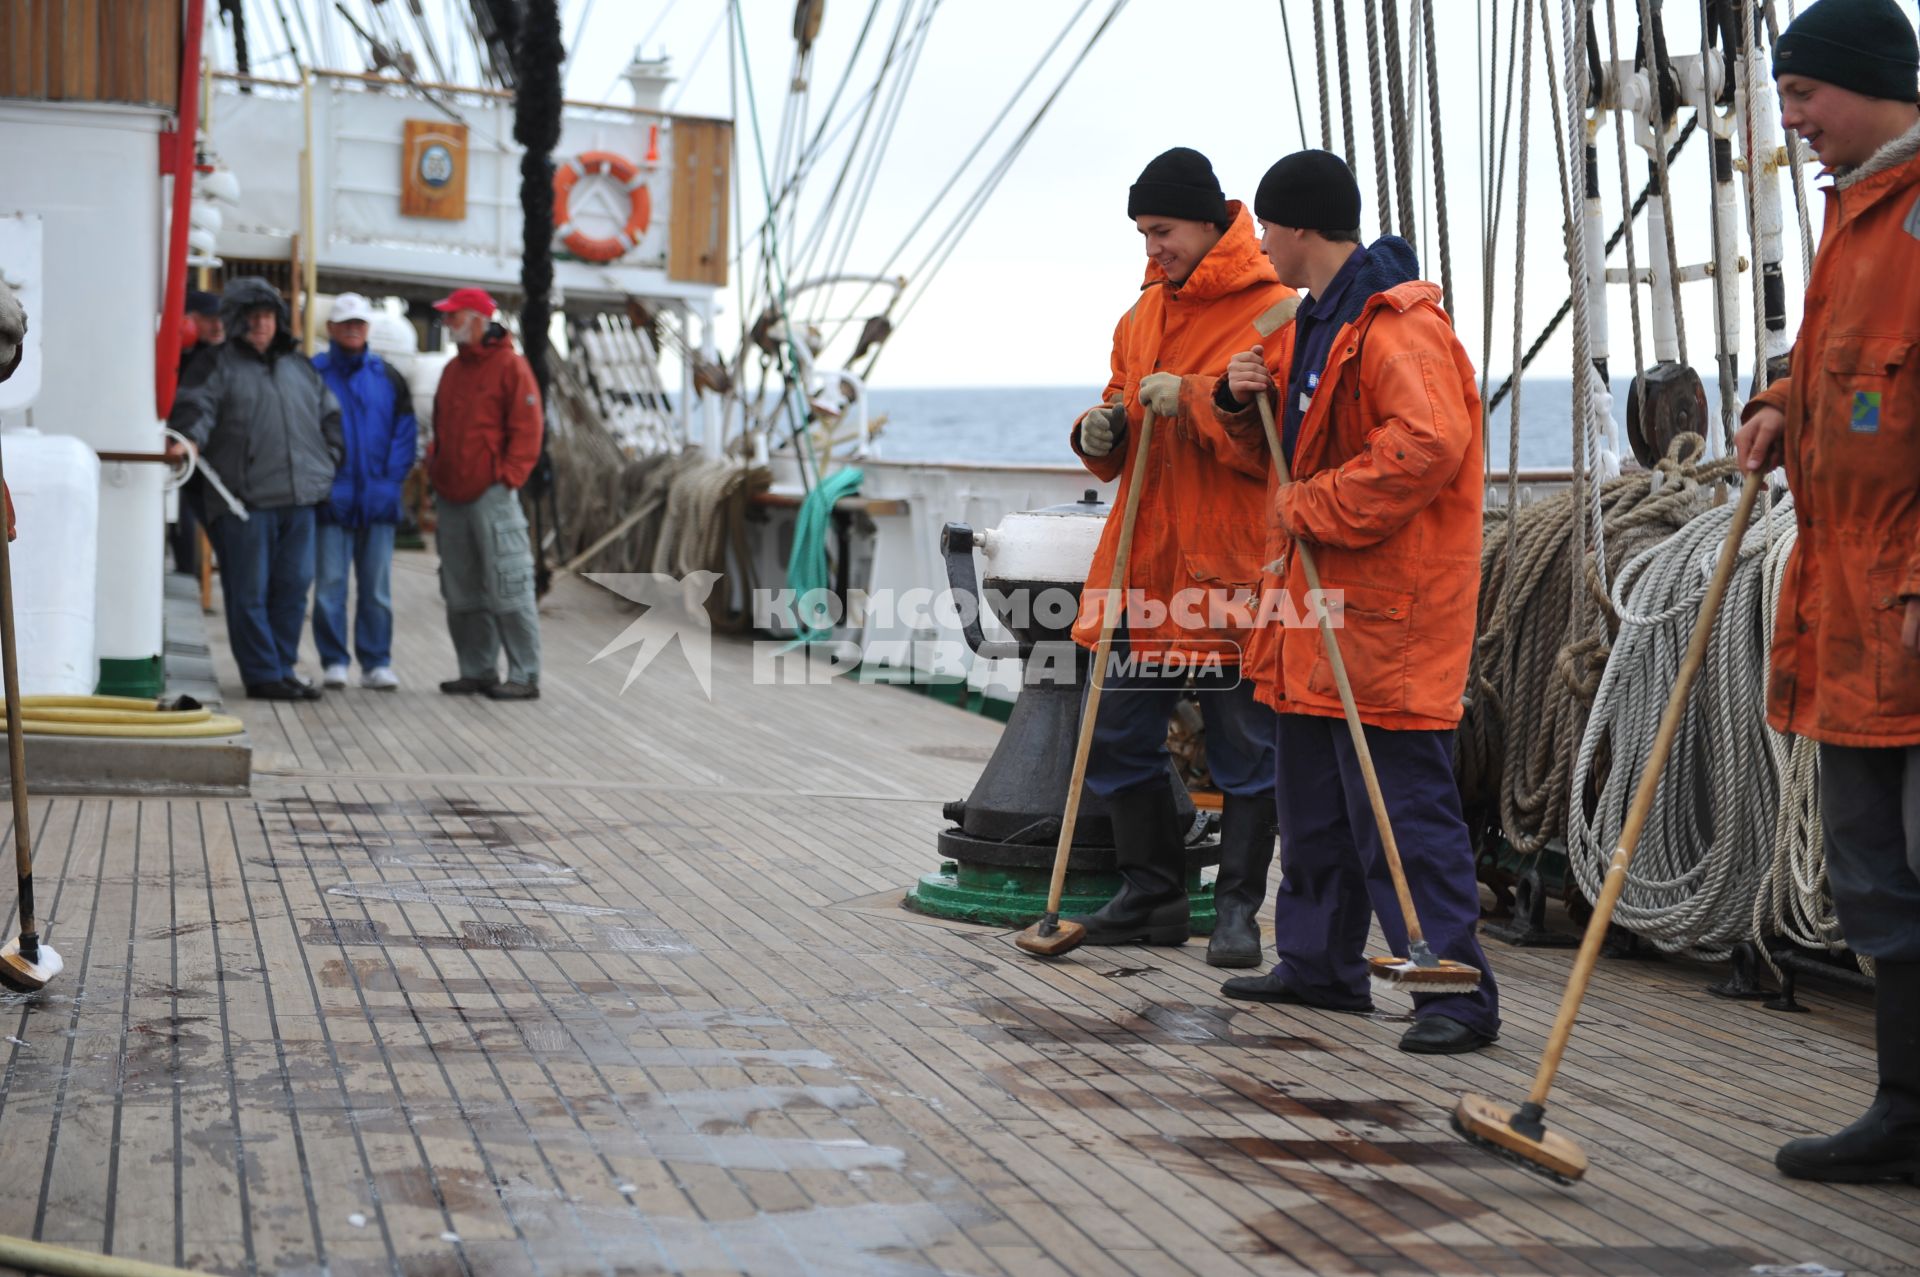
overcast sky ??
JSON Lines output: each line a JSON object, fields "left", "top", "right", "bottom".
{"left": 326, "top": 0, "right": 1904, "bottom": 403}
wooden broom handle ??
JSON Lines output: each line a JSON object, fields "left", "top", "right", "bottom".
{"left": 1255, "top": 395, "right": 1428, "bottom": 945}
{"left": 1044, "top": 405, "right": 1156, "bottom": 915}
{"left": 1527, "top": 470, "right": 1763, "bottom": 1105}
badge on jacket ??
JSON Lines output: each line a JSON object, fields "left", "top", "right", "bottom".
{"left": 1851, "top": 390, "right": 1881, "bottom": 434}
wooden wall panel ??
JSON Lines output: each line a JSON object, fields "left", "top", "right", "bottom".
{"left": 0, "top": 0, "right": 178, "bottom": 106}
{"left": 668, "top": 117, "right": 731, "bottom": 286}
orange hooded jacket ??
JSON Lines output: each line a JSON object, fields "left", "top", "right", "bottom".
{"left": 1744, "top": 127, "right": 1920, "bottom": 746}
{"left": 1069, "top": 202, "right": 1299, "bottom": 664}
{"left": 1198, "top": 238, "right": 1484, "bottom": 730}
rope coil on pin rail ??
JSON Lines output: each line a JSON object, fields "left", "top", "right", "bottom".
{"left": 1565, "top": 467, "right": 1791, "bottom": 960}
{"left": 552, "top": 150, "right": 652, "bottom": 264}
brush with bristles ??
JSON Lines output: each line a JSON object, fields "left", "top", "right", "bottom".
{"left": 1252, "top": 398, "right": 1482, "bottom": 994}
{"left": 1453, "top": 471, "right": 1764, "bottom": 1184}
{"left": 1014, "top": 404, "right": 1157, "bottom": 960}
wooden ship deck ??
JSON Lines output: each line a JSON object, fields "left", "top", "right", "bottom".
{"left": 0, "top": 552, "right": 1913, "bottom": 1276}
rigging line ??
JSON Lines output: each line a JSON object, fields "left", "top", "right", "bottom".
{"left": 798, "top": 0, "right": 933, "bottom": 311}
{"left": 1411, "top": 0, "right": 1428, "bottom": 274}
{"left": 729, "top": 0, "right": 826, "bottom": 491}
{"left": 1361, "top": 0, "right": 1396, "bottom": 235}
{"left": 1552, "top": 0, "right": 1607, "bottom": 609}
{"left": 1699, "top": 0, "right": 1739, "bottom": 449}
{"left": 1314, "top": 0, "right": 1333, "bottom": 151}
{"left": 728, "top": 10, "right": 754, "bottom": 443}
{"left": 1279, "top": 0, "right": 1310, "bottom": 151}
{"left": 1474, "top": 0, "right": 1520, "bottom": 412}
{"left": 1485, "top": 115, "right": 1702, "bottom": 411}
{"left": 265, "top": 0, "right": 309, "bottom": 73}
{"left": 827, "top": 0, "right": 943, "bottom": 269}
{"left": 404, "top": 0, "right": 452, "bottom": 83}
{"left": 867, "top": 0, "right": 1131, "bottom": 375}
{"left": 1332, "top": 0, "right": 1358, "bottom": 165}
{"left": 818, "top": 0, "right": 1097, "bottom": 344}
{"left": 1738, "top": 0, "right": 1769, "bottom": 397}
{"left": 664, "top": 7, "right": 728, "bottom": 111}
{"left": 1604, "top": 0, "right": 1651, "bottom": 450}
{"left": 1382, "top": 0, "right": 1416, "bottom": 242}
{"left": 1759, "top": 1, "right": 1814, "bottom": 281}
{"left": 1502, "top": 0, "right": 1535, "bottom": 545}
{"left": 770, "top": 0, "right": 886, "bottom": 252}
{"left": 1420, "top": 0, "right": 1453, "bottom": 313}
{"left": 815, "top": 0, "right": 942, "bottom": 311}
{"left": 777, "top": 0, "right": 921, "bottom": 312}
{"left": 1636, "top": 0, "right": 1690, "bottom": 368}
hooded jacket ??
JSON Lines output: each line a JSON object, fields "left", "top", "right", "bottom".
{"left": 1200, "top": 236, "right": 1485, "bottom": 730}
{"left": 167, "top": 276, "right": 343, "bottom": 513}
{"left": 1743, "top": 118, "right": 1920, "bottom": 746}
{"left": 427, "top": 324, "right": 544, "bottom": 506}
{"left": 1068, "top": 203, "right": 1299, "bottom": 663}
{"left": 312, "top": 345, "right": 418, "bottom": 527}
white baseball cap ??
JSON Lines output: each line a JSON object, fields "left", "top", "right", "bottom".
{"left": 328, "top": 292, "right": 374, "bottom": 324}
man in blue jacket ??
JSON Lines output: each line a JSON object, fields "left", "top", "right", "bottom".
{"left": 311, "top": 293, "right": 417, "bottom": 690}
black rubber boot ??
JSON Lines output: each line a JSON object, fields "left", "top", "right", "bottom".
{"left": 1065, "top": 775, "right": 1189, "bottom": 945}
{"left": 1776, "top": 959, "right": 1920, "bottom": 1184}
{"left": 1206, "top": 791, "right": 1276, "bottom": 968}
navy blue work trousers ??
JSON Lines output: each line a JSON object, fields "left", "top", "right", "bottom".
{"left": 1085, "top": 630, "right": 1276, "bottom": 801}
{"left": 1269, "top": 712, "right": 1500, "bottom": 1035}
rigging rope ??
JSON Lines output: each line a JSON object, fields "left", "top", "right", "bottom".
{"left": 1566, "top": 475, "right": 1790, "bottom": 960}
{"left": 1698, "top": 0, "right": 1740, "bottom": 451}
{"left": 1314, "top": 0, "right": 1334, "bottom": 152}
{"left": 1604, "top": 0, "right": 1653, "bottom": 457}
{"left": 1362, "top": 0, "right": 1396, "bottom": 235}
{"left": 1636, "top": 0, "right": 1692, "bottom": 368}
{"left": 1760, "top": 0, "right": 1816, "bottom": 281}
{"left": 1333, "top": 0, "right": 1359, "bottom": 167}
{"left": 1382, "top": 0, "right": 1419, "bottom": 238}
{"left": 1279, "top": 0, "right": 1311, "bottom": 152}
{"left": 1419, "top": 0, "right": 1454, "bottom": 314}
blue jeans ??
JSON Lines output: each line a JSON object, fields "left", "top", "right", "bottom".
{"left": 1085, "top": 629, "right": 1276, "bottom": 800}
{"left": 208, "top": 505, "right": 316, "bottom": 689}
{"left": 1269, "top": 713, "right": 1501, "bottom": 1035}
{"left": 313, "top": 522, "right": 396, "bottom": 670}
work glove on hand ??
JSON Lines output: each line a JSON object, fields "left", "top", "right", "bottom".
{"left": 1079, "top": 402, "right": 1127, "bottom": 457}
{"left": 1138, "top": 372, "right": 1181, "bottom": 418}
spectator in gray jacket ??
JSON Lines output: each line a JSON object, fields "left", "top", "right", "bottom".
{"left": 167, "top": 277, "right": 343, "bottom": 701}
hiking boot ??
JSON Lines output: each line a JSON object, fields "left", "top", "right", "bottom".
{"left": 484, "top": 681, "right": 540, "bottom": 701}
{"left": 1064, "top": 774, "right": 1189, "bottom": 946}
{"left": 1206, "top": 791, "right": 1276, "bottom": 968}
{"left": 1777, "top": 959, "right": 1920, "bottom": 1183}
{"left": 440, "top": 675, "right": 500, "bottom": 695}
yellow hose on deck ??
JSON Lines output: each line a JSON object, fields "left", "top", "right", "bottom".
{"left": 5, "top": 695, "right": 245, "bottom": 739}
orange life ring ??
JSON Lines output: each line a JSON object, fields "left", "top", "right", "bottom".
{"left": 553, "top": 150, "right": 651, "bottom": 263}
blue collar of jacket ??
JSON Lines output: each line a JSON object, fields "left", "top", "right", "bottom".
{"left": 1326, "top": 235, "right": 1420, "bottom": 329}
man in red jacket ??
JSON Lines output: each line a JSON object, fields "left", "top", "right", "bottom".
{"left": 428, "top": 287, "right": 544, "bottom": 701}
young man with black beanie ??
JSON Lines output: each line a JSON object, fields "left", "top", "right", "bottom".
{"left": 1061, "top": 147, "right": 1297, "bottom": 967}
{"left": 1734, "top": 0, "right": 1920, "bottom": 1185}
{"left": 1175, "top": 149, "right": 1498, "bottom": 1055}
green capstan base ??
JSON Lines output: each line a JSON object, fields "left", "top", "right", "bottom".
{"left": 905, "top": 860, "right": 1217, "bottom": 932}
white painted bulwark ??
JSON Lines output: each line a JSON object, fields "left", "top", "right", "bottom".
{"left": 0, "top": 101, "right": 168, "bottom": 678}
{"left": 2, "top": 427, "right": 101, "bottom": 695}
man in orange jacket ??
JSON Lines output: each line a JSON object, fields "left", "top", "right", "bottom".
{"left": 429, "top": 287, "right": 545, "bottom": 701}
{"left": 1734, "top": 0, "right": 1920, "bottom": 1184}
{"left": 1062, "top": 148, "right": 1295, "bottom": 966}
{"left": 1202, "top": 151, "right": 1497, "bottom": 1054}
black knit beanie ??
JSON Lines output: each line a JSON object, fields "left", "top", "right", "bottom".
{"left": 1774, "top": 0, "right": 1919, "bottom": 101}
{"left": 1127, "top": 147, "right": 1230, "bottom": 225}
{"left": 1253, "top": 150, "right": 1363, "bottom": 234}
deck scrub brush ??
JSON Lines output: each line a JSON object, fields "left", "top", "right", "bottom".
{"left": 1454, "top": 473, "right": 1763, "bottom": 1184}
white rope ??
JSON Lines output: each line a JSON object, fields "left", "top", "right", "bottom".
{"left": 1566, "top": 488, "right": 1793, "bottom": 959}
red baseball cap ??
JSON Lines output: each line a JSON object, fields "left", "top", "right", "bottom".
{"left": 432, "top": 287, "right": 497, "bottom": 315}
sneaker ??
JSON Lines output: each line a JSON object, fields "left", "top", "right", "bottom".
{"left": 361, "top": 667, "right": 400, "bottom": 691}
{"left": 483, "top": 681, "right": 540, "bottom": 701}
{"left": 440, "top": 675, "right": 500, "bottom": 695}
{"left": 322, "top": 664, "right": 350, "bottom": 688}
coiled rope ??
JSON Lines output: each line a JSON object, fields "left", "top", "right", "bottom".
{"left": 1459, "top": 437, "right": 1725, "bottom": 856}
{"left": 1564, "top": 479, "right": 1790, "bottom": 959}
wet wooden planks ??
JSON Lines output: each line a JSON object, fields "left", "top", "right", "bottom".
{"left": 0, "top": 558, "right": 1910, "bottom": 1275}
